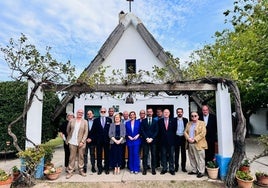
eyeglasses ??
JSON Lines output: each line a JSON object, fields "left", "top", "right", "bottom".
{"left": 191, "top": 115, "right": 198, "bottom": 118}
{"left": 100, "top": 111, "right": 106, "bottom": 113}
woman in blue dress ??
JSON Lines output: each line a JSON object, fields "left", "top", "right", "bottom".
{"left": 125, "top": 111, "right": 141, "bottom": 174}
{"left": 109, "top": 113, "right": 126, "bottom": 174}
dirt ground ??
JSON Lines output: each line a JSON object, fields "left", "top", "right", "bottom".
{"left": 32, "top": 180, "right": 225, "bottom": 188}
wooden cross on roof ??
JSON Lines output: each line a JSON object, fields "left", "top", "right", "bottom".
{"left": 126, "top": 0, "right": 134, "bottom": 12}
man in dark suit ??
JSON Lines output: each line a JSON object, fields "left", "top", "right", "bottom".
{"left": 91, "top": 107, "right": 112, "bottom": 175}
{"left": 140, "top": 108, "right": 158, "bottom": 175}
{"left": 174, "top": 108, "right": 188, "bottom": 172}
{"left": 158, "top": 109, "right": 176, "bottom": 175}
{"left": 199, "top": 105, "right": 217, "bottom": 164}
{"left": 83, "top": 110, "right": 96, "bottom": 173}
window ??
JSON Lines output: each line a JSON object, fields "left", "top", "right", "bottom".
{"left": 126, "top": 59, "right": 136, "bottom": 74}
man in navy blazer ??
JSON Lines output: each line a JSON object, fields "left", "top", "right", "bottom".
{"left": 91, "top": 107, "right": 112, "bottom": 175}
{"left": 140, "top": 108, "right": 158, "bottom": 175}
{"left": 199, "top": 105, "right": 217, "bottom": 164}
{"left": 158, "top": 109, "right": 176, "bottom": 175}
{"left": 174, "top": 108, "right": 188, "bottom": 172}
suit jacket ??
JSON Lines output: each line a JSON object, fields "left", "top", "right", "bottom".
{"left": 66, "top": 118, "right": 88, "bottom": 145}
{"left": 86, "top": 119, "right": 95, "bottom": 145}
{"left": 91, "top": 117, "right": 112, "bottom": 144}
{"left": 140, "top": 117, "right": 158, "bottom": 144}
{"left": 184, "top": 120, "right": 208, "bottom": 150}
{"left": 125, "top": 119, "right": 141, "bottom": 146}
{"left": 109, "top": 123, "right": 126, "bottom": 144}
{"left": 158, "top": 118, "right": 176, "bottom": 147}
{"left": 173, "top": 117, "right": 188, "bottom": 135}
{"left": 199, "top": 113, "right": 217, "bottom": 142}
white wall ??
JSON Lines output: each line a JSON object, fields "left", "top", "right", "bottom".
{"left": 102, "top": 24, "right": 164, "bottom": 83}
{"left": 75, "top": 92, "right": 189, "bottom": 118}
{"left": 250, "top": 108, "right": 268, "bottom": 135}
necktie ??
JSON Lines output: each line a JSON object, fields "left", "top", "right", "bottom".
{"left": 165, "top": 119, "right": 168, "bottom": 130}
{"left": 148, "top": 118, "right": 152, "bottom": 126}
{"left": 101, "top": 117, "right": 105, "bottom": 127}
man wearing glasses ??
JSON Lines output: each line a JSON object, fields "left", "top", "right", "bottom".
{"left": 66, "top": 109, "right": 88, "bottom": 179}
{"left": 184, "top": 111, "right": 207, "bottom": 178}
{"left": 91, "top": 107, "right": 112, "bottom": 175}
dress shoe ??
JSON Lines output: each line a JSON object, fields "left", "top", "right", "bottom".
{"left": 66, "top": 173, "right": 73, "bottom": 179}
{"left": 182, "top": 168, "right": 187, "bottom": 173}
{"left": 197, "top": 172, "right": 204, "bottom": 178}
{"left": 79, "top": 171, "right": 87, "bottom": 177}
{"left": 160, "top": 170, "right": 167, "bottom": 175}
{"left": 91, "top": 167, "right": 96, "bottom": 173}
{"left": 169, "top": 170, "right": 175, "bottom": 175}
{"left": 152, "top": 170, "right": 156, "bottom": 175}
{"left": 97, "top": 170, "right": 102, "bottom": 175}
{"left": 83, "top": 167, "right": 87, "bottom": 173}
{"left": 188, "top": 171, "right": 197, "bottom": 175}
{"left": 142, "top": 170, "right": 147, "bottom": 175}
{"left": 105, "top": 170, "right": 110, "bottom": 174}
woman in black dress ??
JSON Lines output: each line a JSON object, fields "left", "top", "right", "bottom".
{"left": 109, "top": 113, "right": 126, "bottom": 174}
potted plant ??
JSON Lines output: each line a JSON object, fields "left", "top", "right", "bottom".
{"left": 44, "top": 166, "right": 62, "bottom": 180}
{"left": 0, "top": 168, "right": 12, "bottom": 188}
{"left": 206, "top": 159, "right": 219, "bottom": 179}
{"left": 239, "top": 159, "right": 250, "bottom": 172}
{"left": 255, "top": 171, "right": 268, "bottom": 186}
{"left": 17, "top": 145, "right": 46, "bottom": 179}
{"left": 42, "top": 145, "right": 55, "bottom": 170}
{"left": 11, "top": 166, "right": 20, "bottom": 181}
{"left": 236, "top": 170, "right": 254, "bottom": 188}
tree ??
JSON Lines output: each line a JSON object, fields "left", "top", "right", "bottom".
{"left": 0, "top": 81, "right": 61, "bottom": 152}
{"left": 182, "top": 0, "right": 268, "bottom": 187}
{"left": 0, "top": 33, "right": 75, "bottom": 152}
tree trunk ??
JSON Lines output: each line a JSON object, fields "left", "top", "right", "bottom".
{"left": 224, "top": 80, "right": 246, "bottom": 187}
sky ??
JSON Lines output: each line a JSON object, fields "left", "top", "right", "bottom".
{"left": 0, "top": 0, "right": 233, "bottom": 81}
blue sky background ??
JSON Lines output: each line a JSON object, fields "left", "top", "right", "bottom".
{"left": 0, "top": 0, "right": 233, "bottom": 81}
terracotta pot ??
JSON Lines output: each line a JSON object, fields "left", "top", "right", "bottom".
{"left": 12, "top": 171, "right": 20, "bottom": 181}
{"left": 206, "top": 167, "right": 219, "bottom": 179}
{"left": 236, "top": 175, "right": 254, "bottom": 188}
{"left": 256, "top": 175, "right": 268, "bottom": 185}
{"left": 239, "top": 166, "right": 250, "bottom": 173}
{"left": 0, "top": 176, "right": 13, "bottom": 188}
{"left": 46, "top": 172, "right": 60, "bottom": 180}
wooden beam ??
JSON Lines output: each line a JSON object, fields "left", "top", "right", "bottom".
{"left": 45, "top": 83, "right": 216, "bottom": 93}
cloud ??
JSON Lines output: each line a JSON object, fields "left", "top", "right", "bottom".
{"left": 0, "top": 0, "right": 232, "bottom": 81}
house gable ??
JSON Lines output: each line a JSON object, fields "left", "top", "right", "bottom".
{"left": 82, "top": 12, "right": 180, "bottom": 81}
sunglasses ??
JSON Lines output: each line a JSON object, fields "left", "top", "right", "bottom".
{"left": 100, "top": 111, "right": 106, "bottom": 113}
{"left": 191, "top": 115, "right": 198, "bottom": 118}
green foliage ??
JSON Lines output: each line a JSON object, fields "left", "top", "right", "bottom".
{"left": 12, "top": 166, "right": 19, "bottom": 173}
{"left": 0, "top": 81, "right": 26, "bottom": 151}
{"left": 236, "top": 170, "right": 253, "bottom": 181}
{"left": 183, "top": 0, "right": 268, "bottom": 115}
{"left": 241, "top": 159, "right": 250, "bottom": 167}
{"left": 207, "top": 160, "right": 219, "bottom": 168}
{"left": 41, "top": 144, "right": 55, "bottom": 164}
{"left": 17, "top": 146, "right": 45, "bottom": 171}
{"left": 0, "top": 169, "right": 10, "bottom": 181}
{"left": 255, "top": 171, "right": 268, "bottom": 177}
{"left": 0, "top": 81, "right": 61, "bottom": 151}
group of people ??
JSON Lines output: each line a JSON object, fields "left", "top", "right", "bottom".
{"left": 59, "top": 105, "right": 217, "bottom": 179}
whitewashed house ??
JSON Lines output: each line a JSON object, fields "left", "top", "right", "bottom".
{"left": 72, "top": 12, "right": 189, "bottom": 118}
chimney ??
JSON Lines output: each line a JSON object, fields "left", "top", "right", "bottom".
{"left": 119, "top": 11, "right": 125, "bottom": 23}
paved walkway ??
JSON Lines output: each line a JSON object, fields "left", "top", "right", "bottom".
{"left": 0, "top": 137, "right": 267, "bottom": 184}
